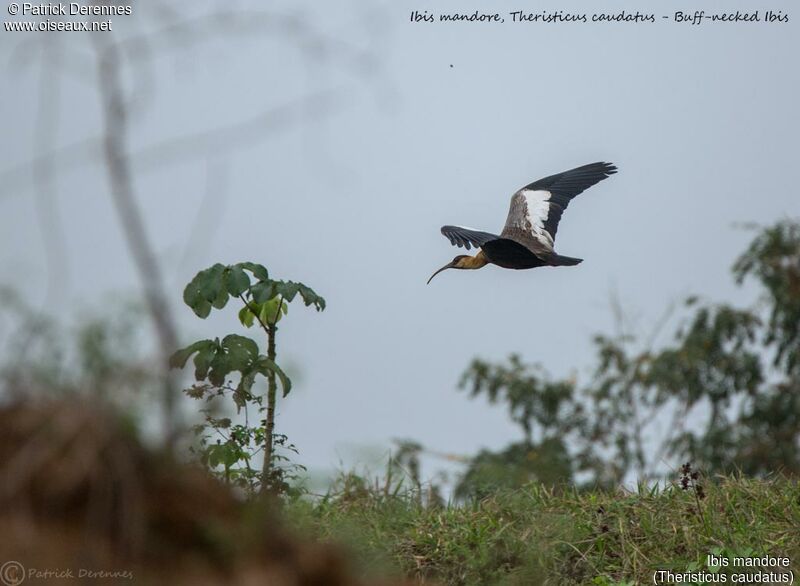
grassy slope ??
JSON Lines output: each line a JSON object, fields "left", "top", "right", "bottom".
{"left": 287, "top": 477, "right": 800, "bottom": 585}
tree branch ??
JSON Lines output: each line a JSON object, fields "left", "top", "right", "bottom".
{"left": 92, "top": 33, "right": 180, "bottom": 447}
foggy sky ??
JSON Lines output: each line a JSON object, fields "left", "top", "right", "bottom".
{"left": 1, "top": 0, "right": 797, "bottom": 483}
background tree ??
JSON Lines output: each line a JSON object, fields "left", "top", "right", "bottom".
{"left": 454, "top": 219, "right": 800, "bottom": 497}
{"left": 455, "top": 355, "right": 584, "bottom": 497}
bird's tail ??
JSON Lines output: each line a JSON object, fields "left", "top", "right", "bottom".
{"left": 551, "top": 254, "right": 583, "bottom": 266}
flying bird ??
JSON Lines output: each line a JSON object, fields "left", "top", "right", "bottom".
{"left": 427, "top": 162, "right": 617, "bottom": 284}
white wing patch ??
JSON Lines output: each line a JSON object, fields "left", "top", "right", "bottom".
{"left": 522, "top": 189, "right": 554, "bottom": 248}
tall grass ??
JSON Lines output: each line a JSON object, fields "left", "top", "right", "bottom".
{"left": 287, "top": 475, "right": 800, "bottom": 585}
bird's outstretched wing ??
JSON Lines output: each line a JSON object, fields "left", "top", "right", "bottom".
{"left": 440, "top": 225, "right": 501, "bottom": 250}
{"left": 501, "top": 162, "right": 617, "bottom": 255}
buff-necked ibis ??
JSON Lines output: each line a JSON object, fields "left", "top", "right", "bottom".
{"left": 427, "top": 162, "right": 617, "bottom": 284}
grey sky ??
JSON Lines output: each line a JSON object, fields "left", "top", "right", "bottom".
{"left": 1, "top": 0, "right": 797, "bottom": 482}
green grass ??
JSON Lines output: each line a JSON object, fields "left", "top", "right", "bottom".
{"left": 286, "top": 476, "right": 800, "bottom": 585}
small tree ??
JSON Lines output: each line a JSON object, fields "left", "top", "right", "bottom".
{"left": 170, "top": 262, "right": 324, "bottom": 495}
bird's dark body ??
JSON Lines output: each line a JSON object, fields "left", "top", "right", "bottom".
{"left": 482, "top": 239, "right": 547, "bottom": 269}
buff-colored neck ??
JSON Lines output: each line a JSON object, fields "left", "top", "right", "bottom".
{"left": 456, "top": 250, "right": 489, "bottom": 270}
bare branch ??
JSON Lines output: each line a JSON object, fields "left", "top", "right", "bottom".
{"left": 0, "top": 90, "right": 343, "bottom": 202}
{"left": 91, "top": 32, "right": 180, "bottom": 446}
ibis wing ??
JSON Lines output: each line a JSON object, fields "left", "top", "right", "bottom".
{"left": 524, "top": 162, "right": 618, "bottom": 203}
{"left": 440, "top": 225, "right": 501, "bottom": 251}
{"left": 501, "top": 162, "right": 617, "bottom": 253}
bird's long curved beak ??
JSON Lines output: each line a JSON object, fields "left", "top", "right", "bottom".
{"left": 427, "top": 260, "right": 456, "bottom": 284}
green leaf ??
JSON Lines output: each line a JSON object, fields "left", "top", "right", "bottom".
{"left": 226, "top": 265, "right": 251, "bottom": 296}
{"left": 199, "top": 263, "right": 226, "bottom": 303}
{"left": 259, "top": 301, "right": 271, "bottom": 325}
{"left": 249, "top": 278, "right": 325, "bottom": 315}
{"left": 169, "top": 339, "right": 216, "bottom": 369}
{"left": 239, "top": 262, "right": 269, "bottom": 281}
{"left": 207, "top": 442, "right": 241, "bottom": 469}
{"left": 206, "top": 445, "right": 222, "bottom": 468}
{"left": 183, "top": 265, "right": 228, "bottom": 317}
{"left": 182, "top": 272, "right": 203, "bottom": 308}
{"left": 193, "top": 342, "right": 219, "bottom": 380}
{"left": 207, "top": 351, "right": 230, "bottom": 386}
{"left": 260, "top": 297, "right": 285, "bottom": 323}
{"left": 297, "top": 283, "right": 326, "bottom": 311}
{"left": 193, "top": 298, "right": 212, "bottom": 318}
{"left": 212, "top": 282, "right": 229, "bottom": 310}
{"left": 238, "top": 305, "right": 255, "bottom": 328}
{"left": 220, "top": 334, "right": 259, "bottom": 370}
{"left": 195, "top": 335, "right": 260, "bottom": 388}
{"left": 234, "top": 370, "right": 255, "bottom": 408}
{"left": 251, "top": 280, "right": 275, "bottom": 303}
{"left": 256, "top": 357, "right": 292, "bottom": 397}
{"left": 272, "top": 280, "right": 300, "bottom": 302}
